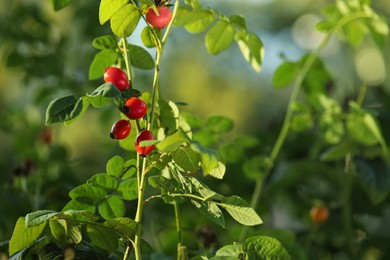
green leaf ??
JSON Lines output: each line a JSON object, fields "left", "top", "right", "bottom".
{"left": 243, "top": 236, "right": 291, "bottom": 259}
{"left": 230, "top": 15, "right": 247, "bottom": 30}
{"left": 347, "top": 102, "right": 387, "bottom": 153}
{"left": 205, "top": 21, "right": 235, "bottom": 55}
{"left": 89, "top": 49, "right": 118, "bottom": 80}
{"left": 159, "top": 99, "right": 179, "bottom": 132}
{"left": 141, "top": 26, "right": 157, "bottom": 48}
{"left": 69, "top": 184, "right": 107, "bottom": 204}
{"left": 320, "top": 141, "right": 358, "bottom": 161}
{"left": 49, "top": 219, "right": 82, "bottom": 244}
{"left": 104, "top": 217, "right": 137, "bottom": 240}
{"left": 149, "top": 175, "right": 182, "bottom": 194}
{"left": 117, "top": 178, "right": 138, "bottom": 200}
{"left": 272, "top": 61, "right": 300, "bottom": 88}
{"left": 51, "top": 0, "right": 72, "bottom": 11}
{"left": 194, "top": 201, "right": 225, "bottom": 228}
{"left": 220, "top": 196, "right": 262, "bottom": 226}
{"left": 110, "top": 4, "right": 141, "bottom": 38}
{"left": 87, "top": 224, "right": 118, "bottom": 252}
{"left": 156, "top": 130, "right": 189, "bottom": 152}
{"left": 254, "top": 229, "right": 307, "bottom": 260}
{"left": 92, "top": 35, "right": 118, "bottom": 50}
{"left": 129, "top": 44, "right": 155, "bottom": 70}
{"left": 87, "top": 82, "right": 121, "bottom": 98}
{"left": 190, "top": 142, "right": 220, "bottom": 176}
{"left": 173, "top": 146, "right": 201, "bottom": 173}
{"left": 62, "top": 199, "right": 95, "bottom": 213}
{"left": 290, "top": 102, "right": 314, "bottom": 132}
{"left": 64, "top": 96, "right": 91, "bottom": 126}
{"left": 106, "top": 155, "right": 125, "bottom": 177}
{"left": 9, "top": 217, "right": 46, "bottom": 256}
{"left": 88, "top": 173, "right": 118, "bottom": 189}
{"left": 45, "top": 94, "right": 78, "bottom": 125}
{"left": 208, "top": 161, "right": 226, "bottom": 179}
{"left": 99, "top": 0, "right": 128, "bottom": 25}
{"left": 236, "top": 31, "right": 264, "bottom": 73}
{"left": 355, "top": 158, "right": 390, "bottom": 205}
{"left": 49, "top": 219, "right": 67, "bottom": 242}
{"left": 62, "top": 210, "right": 99, "bottom": 222}
{"left": 25, "top": 210, "right": 61, "bottom": 227}
{"left": 206, "top": 115, "right": 234, "bottom": 134}
{"left": 175, "top": 8, "right": 215, "bottom": 34}
{"left": 98, "top": 195, "right": 126, "bottom": 220}
{"left": 213, "top": 244, "right": 243, "bottom": 259}
{"left": 243, "top": 155, "right": 272, "bottom": 181}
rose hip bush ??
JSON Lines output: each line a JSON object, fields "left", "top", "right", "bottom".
{"left": 2, "top": 0, "right": 390, "bottom": 259}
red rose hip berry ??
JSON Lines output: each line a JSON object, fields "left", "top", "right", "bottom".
{"left": 310, "top": 205, "right": 329, "bottom": 225}
{"left": 110, "top": 120, "right": 131, "bottom": 140}
{"left": 104, "top": 67, "right": 130, "bottom": 91}
{"left": 135, "top": 130, "right": 155, "bottom": 157}
{"left": 123, "top": 97, "right": 147, "bottom": 120}
{"left": 146, "top": 6, "right": 172, "bottom": 29}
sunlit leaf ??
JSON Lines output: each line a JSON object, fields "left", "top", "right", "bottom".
{"left": 25, "top": 210, "right": 61, "bottom": 227}
{"left": 236, "top": 31, "right": 264, "bottom": 73}
{"left": 205, "top": 21, "right": 235, "bottom": 55}
{"left": 99, "top": 0, "right": 128, "bottom": 25}
{"left": 110, "top": 4, "right": 141, "bottom": 37}
{"left": 9, "top": 217, "right": 46, "bottom": 256}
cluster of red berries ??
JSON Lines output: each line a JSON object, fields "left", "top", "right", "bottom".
{"left": 103, "top": 67, "right": 155, "bottom": 157}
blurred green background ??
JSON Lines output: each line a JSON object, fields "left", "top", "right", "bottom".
{"left": 1, "top": 0, "right": 390, "bottom": 258}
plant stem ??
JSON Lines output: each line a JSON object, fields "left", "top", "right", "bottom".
{"left": 239, "top": 33, "right": 332, "bottom": 242}
{"left": 343, "top": 153, "right": 356, "bottom": 258}
{"left": 125, "top": 2, "right": 180, "bottom": 259}
{"left": 174, "top": 201, "right": 183, "bottom": 244}
{"left": 148, "top": 0, "right": 180, "bottom": 131}
{"left": 174, "top": 201, "right": 187, "bottom": 260}
{"left": 121, "top": 38, "right": 134, "bottom": 82}
{"left": 132, "top": 158, "right": 148, "bottom": 260}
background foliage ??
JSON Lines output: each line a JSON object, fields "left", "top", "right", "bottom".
{"left": 1, "top": 0, "right": 390, "bottom": 259}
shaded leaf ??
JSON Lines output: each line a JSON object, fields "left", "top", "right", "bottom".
{"left": 89, "top": 49, "right": 118, "bottom": 80}
{"left": 51, "top": 0, "right": 72, "bottom": 11}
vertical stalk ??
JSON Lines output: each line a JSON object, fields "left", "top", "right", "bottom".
{"left": 124, "top": 1, "right": 180, "bottom": 259}
{"left": 174, "top": 201, "right": 187, "bottom": 260}
{"left": 239, "top": 33, "right": 332, "bottom": 242}
{"left": 343, "top": 153, "right": 355, "bottom": 258}
{"left": 122, "top": 38, "right": 134, "bottom": 82}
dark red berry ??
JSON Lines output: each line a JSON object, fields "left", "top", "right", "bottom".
{"left": 123, "top": 97, "right": 147, "bottom": 120}
{"left": 104, "top": 67, "right": 130, "bottom": 91}
{"left": 110, "top": 119, "right": 131, "bottom": 140}
{"left": 135, "top": 130, "right": 155, "bottom": 157}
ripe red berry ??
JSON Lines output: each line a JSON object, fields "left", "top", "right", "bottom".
{"left": 123, "top": 97, "right": 147, "bottom": 120}
{"left": 146, "top": 6, "right": 172, "bottom": 29}
{"left": 104, "top": 67, "right": 130, "bottom": 91}
{"left": 310, "top": 205, "right": 329, "bottom": 225}
{"left": 135, "top": 130, "right": 155, "bottom": 157}
{"left": 110, "top": 119, "right": 131, "bottom": 140}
